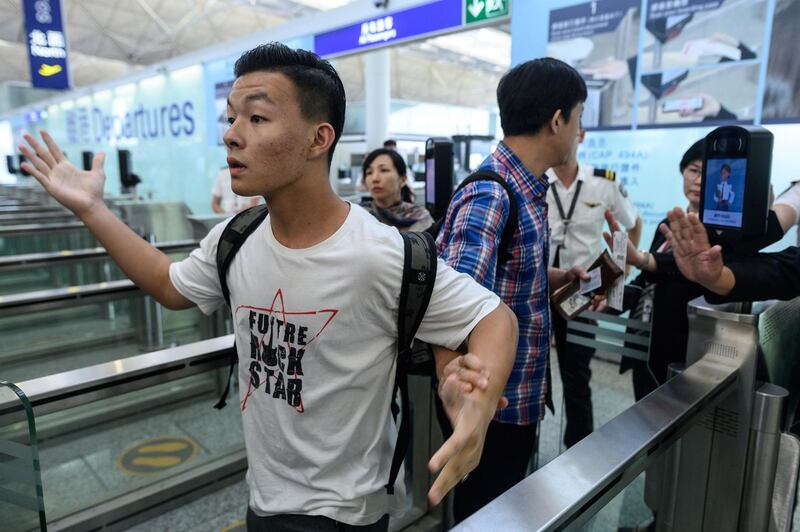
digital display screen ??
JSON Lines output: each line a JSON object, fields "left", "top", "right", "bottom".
{"left": 702, "top": 158, "right": 747, "bottom": 228}
{"left": 425, "top": 155, "right": 435, "bottom": 204}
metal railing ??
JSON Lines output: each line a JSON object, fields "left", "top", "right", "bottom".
{"left": 455, "top": 350, "right": 740, "bottom": 531}
{"left": 0, "top": 240, "right": 198, "bottom": 272}
{"left": 457, "top": 298, "right": 800, "bottom": 532}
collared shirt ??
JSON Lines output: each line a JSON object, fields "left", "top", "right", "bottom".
{"left": 715, "top": 181, "right": 735, "bottom": 203}
{"left": 545, "top": 163, "right": 638, "bottom": 269}
{"left": 436, "top": 141, "right": 551, "bottom": 425}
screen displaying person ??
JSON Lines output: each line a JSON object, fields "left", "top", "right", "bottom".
{"left": 713, "top": 164, "right": 734, "bottom": 211}
{"left": 704, "top": 158, "right": 746, "bottom": 228}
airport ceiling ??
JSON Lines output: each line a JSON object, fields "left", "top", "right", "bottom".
{"left": 0, "top": 0, "right": 510, "bottom": 108}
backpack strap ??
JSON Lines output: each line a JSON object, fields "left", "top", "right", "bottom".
{"left": 453, "top": 170, "right": 519, "bottom": 266}
{"left": 216, "top": 204, "right": 270, "bottom": 307}
{"left": 397, "top": 232, "right": 438, "bottom": 359}
{"left": 386, "top": 231, "right": 437, "bottom": 494}
{"left": 213, "top": 204, "right": 269, "bottom": 410}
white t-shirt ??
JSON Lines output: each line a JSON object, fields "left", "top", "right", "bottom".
{"left": 212, "top": 168, "right": 256, "bottom": 213}
{"left": 169, "top": 204, "right": 499, "bottom": 525}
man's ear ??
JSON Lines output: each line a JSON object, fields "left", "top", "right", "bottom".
{"left": 549, "top": 109, "right": 563, "bottom": 135}
{"left": 308, "top": 122, "right": 336, "bottom": 162}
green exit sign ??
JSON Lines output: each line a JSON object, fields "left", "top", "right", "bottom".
{"left": 465, "top": 0, "right": 509, "bottom": 24}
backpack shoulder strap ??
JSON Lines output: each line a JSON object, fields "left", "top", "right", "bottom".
{"left": 216, "top": 204, "right": 269, "bottom": 307}
{"left": 454, "top": 169, "right": 518, "bottom": 265}
{"left": 397, "top": 231, "right": 438, "bottom": 357}
{"left": 386, "top": 230, "right": 437, "bottom": 494}
{"left": 213, "top": 204, "right": 268, "bottom": 411}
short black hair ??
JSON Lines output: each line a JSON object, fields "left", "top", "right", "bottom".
{"left": 721, "top": 163, "right": 731, "bottom": 173}
{"left": 497, "top": 57, "right": 587, "bottom": 136}
{"left": 383, "top": 139, "right": 397, "bottom": 148}
{"left": 362, "top": 148, "right": 406, "bottom": 181}
{"left": 234, "top": 42, "right": 346, "bottom": 166}
{"left": 679, "top": 139, "right": 704, "bottom": 173}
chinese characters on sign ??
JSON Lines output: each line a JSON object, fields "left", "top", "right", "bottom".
{"left": 22, "top": 0, "right": 70, "bottom": 89}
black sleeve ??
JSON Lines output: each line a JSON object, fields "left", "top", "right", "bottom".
{"left": 706, "top": 247, "right": 800, "bottom": 303}
{"left": 626, "top": 56, "right": 637, "bottom": 87}
{"left": 719, "top": 43, "right": 757, "bottom": 62}
{"left": 640, "top": 252, "right": 686, "bottom": 283}
{"left": 703, "top": 105, "right": 738, "bottom": 122}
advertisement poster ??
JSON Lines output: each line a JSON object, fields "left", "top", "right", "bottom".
{"left": 547, "top": 0, "right": 641, "bottom": 128}
{"left": 761, "top": 0, "right": 800, "bottom": 122}
{"left": 637, "top": 0, "right": 767, "bottom": 126}
{"left": 546, "top": 0, "right": 775, "bottom": 129}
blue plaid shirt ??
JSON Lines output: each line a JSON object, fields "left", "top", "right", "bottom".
{"left": 436, "top": 141, "right": 551, "bottom": 425}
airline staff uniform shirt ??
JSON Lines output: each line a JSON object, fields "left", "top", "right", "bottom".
{"left": 545, "top": 163, "right": 638, "bottom": 269}
{"left": 715, "top": 181, "right": 735, "bottom": 207}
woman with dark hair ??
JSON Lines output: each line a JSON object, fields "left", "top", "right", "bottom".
{"left": 360, "top": 148, "right": 434, "bottom": 232}
{"left": 619, "top": 139, "right": 707, "bottom": 401}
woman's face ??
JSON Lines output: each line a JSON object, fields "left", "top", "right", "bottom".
{"left": 365, "top": 154, "right": 404, "bottom": 207}
{"left": 683, "top": 159, "right": 703, "bottom": 211}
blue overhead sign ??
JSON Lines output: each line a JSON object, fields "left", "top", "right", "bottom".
{"left": 314, "top": 0, "right": 463, "bottom": 58}
{"left": 22, "top": 0, "right": 70, "bottom": 90}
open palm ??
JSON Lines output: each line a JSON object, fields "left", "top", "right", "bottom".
{"left": 660, "top": 208, "right": 724, "bottom": 286}
{"left": 20, "top": 131, "right": 106, "bottom": 216}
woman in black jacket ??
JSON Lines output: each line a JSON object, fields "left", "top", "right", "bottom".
{"left": 619, "top": 140, "right": 706, "bottom": 401}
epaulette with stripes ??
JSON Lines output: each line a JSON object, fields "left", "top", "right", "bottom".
{"left": 593, "top": 167, "right": 616, "bottom": 181}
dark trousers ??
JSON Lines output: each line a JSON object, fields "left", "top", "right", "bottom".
{"left": 435, "top": 398, "right": 537, "bottom": 525}
{"left": 551, "top": 302, "right": 595, "bottom": 448}
{"left": 246, "top": 509, "right": 389, "bottom": 532}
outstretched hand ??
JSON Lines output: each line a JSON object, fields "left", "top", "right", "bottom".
{"left": 438, "top": 353, "right": 508, "bottom": 423}
{"left": 428, "top": 353, "right": 508, "bottom": 506}
{"left": 19, "top": 130, "right": 106, "bottom": 216}
{"left": 659, "top": 208, "right": 724, "bottom": 286}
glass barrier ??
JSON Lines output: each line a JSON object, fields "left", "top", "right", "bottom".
{"left": 0, "top": 382, "right": 46, "bottom": 532}
{"left": 582, "top": 470, "right": 652, "bottom": 531}
{"left": 0, "top": 251, "right": 191, "bottom": 296}
{"left": 0, "top": 290, "right": 227, "bottom": 384}
{"left": 538, "top": 319, "right": 642, "bottom": 468}
{"left": 0, "top": 364, "right": 435, "bottom": 530}
{"left": 0, "top": 229, "right": 99, "bottom": 257}
{"left": 23, "top": 374, "right": 240, "bottom": 527}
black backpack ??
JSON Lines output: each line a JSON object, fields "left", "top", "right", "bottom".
{"left": 427, "top": 169, "right": 519, "bottom": 267}
{"left": 211, "top": 204, "right": 437, "bottom": 494}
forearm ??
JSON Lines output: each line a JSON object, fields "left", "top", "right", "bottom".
{"left": 81, "top": 204, "right": 193, "bottom": 309}
{"left": 702, "top": 266, "right": 736, "bottom": 296}
{"left": 433, "top": 346, "right": 464, "bottom": 381}
{"left": 464, "top": 303, "right": 517, "bottom": 409}
{"left": 211, "top": 197, "right": 224, "bottom": 214}
{"left": 708, "top": 250, "right": 800, "bottom": 302}
{"left": 628, "top": 218, "right": 642, "bottom": 248}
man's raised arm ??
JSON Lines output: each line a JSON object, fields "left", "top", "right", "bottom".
{"left": 20, "top": 131, "right": 193, "bottom": 310}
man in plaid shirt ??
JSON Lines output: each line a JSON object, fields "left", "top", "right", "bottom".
{"left": 436, "top": 58, "right": 590, "bottom": 523}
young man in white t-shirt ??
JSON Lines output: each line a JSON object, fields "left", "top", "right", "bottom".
{"left": 19, "top": 43, "right": 517, "bottom": 531}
